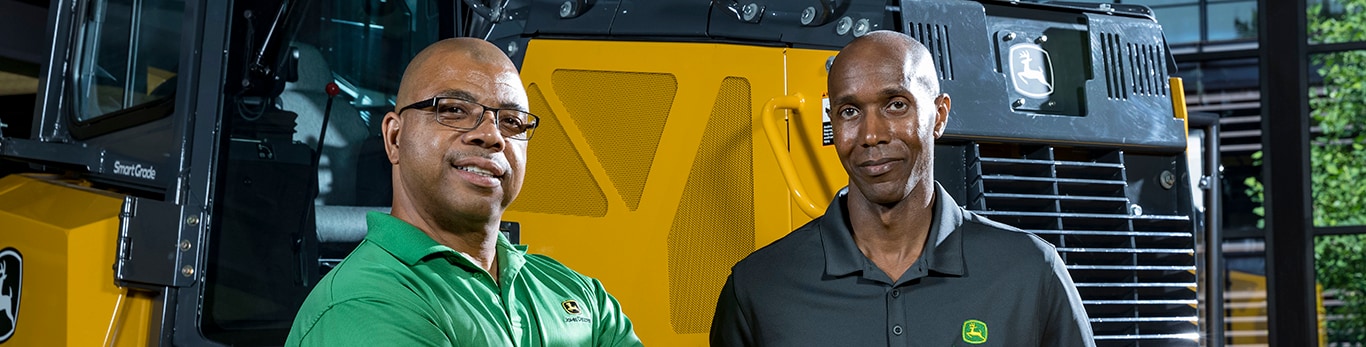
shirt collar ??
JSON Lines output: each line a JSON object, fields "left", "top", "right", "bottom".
{"left": 365, "top": 211, "right": 526, "bottom": 277}
{"left": 819, "top": 182, "right": 966, "bottom": 278}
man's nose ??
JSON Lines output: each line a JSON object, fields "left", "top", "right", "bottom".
{"left": 462, "top": 111, "right": 506, "bottom": 150}
{"left": 859, "top": 110, "right": 891, "bottom": 147}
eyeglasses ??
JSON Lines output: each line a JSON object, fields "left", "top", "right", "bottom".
{"left": 398, "top": 97, "right": 540, "bottom": 140}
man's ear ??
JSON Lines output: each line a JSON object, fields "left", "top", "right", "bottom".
{"left": 933, "top": 93, "right": 950, "bottom": 139}
{"left": 381, "top": 111, "right": 402, "bottom": 165}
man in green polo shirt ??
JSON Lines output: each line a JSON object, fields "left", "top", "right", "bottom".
{"left": 286, "top": 38, "right": 641, "bottom": 346}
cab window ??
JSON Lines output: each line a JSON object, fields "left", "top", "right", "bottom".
{"left": 74, "top": 0, "right": 183, "bottom": 122}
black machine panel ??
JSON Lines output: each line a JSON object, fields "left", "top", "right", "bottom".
{"left": 519, "top": 0, "right": 1186, "bottom": 151}
{"left": 905, "top": 1, "right": 1183, "bottom": 150}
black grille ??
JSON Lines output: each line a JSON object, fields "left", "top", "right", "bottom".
{"left": 1127, "top": 42, "right": 1167, "bottom": 97}
{"left": 1101, "top": 32, "right": 1127, "bottom": 100}
{"left": 907, "top": 21, "right": 953, "bottom": 80}
{"left": 966, "top": 143, "right": 1198, "bottom": 347}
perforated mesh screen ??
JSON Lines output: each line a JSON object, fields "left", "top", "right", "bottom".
{"left": 507, "top": 84, "right": 608, "bottom": 217}
{"left": 666, "top": 77, "right": 754, "bottom": 334}
{"left": 552, "top": 70, "right": 677, "bottom": 211}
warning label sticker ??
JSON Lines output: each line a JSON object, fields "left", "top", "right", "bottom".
{"left": 821, "top": 93, "right": 833, "bottom": 146}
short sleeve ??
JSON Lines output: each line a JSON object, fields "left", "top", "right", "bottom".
{"left": 590, "top": 277, "right": 644, "bottom": 347}
{"left": 1041, "top": 251, "right": 1097, "bottom": 347}
{"left": 286, "top": 298, "right": 451, "bottom": 347}
{"left": 709, "top": 275, "right": 753, "bottom": 347}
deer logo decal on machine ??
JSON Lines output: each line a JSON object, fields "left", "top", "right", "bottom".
{"left": 0, "top": 248, "right": 20, "bottom": 343}
{"left": 1009, "top": 43, "right": 1055, "bottom": 98}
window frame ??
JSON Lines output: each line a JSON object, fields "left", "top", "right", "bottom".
{"left": 66, "top": 0, "right": 182, "bottom": 140}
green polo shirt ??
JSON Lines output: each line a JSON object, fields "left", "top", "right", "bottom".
{"left": 286, "top": 212, "right": 642, "bottom": 346}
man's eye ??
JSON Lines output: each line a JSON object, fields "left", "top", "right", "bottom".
{"left": 888, "top": 101, "right": 908, "bottom": 111}
{"left": 439, "top": 105, "right": 471, "bottom": 114}
{"left": 839, "top": 107, "right": 859, "bottom": 118}
{"left": 500, "top": 117, "right": 525, "bottom": 129}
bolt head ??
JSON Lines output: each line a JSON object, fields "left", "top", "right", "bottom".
{"left": 179, "top": 240, "right": 192, "bottom": 251}
{"left": 1012, "top": 98, "right": 1025, "bottom": 107}
{"left": 559, "top": 1, "right": 573, "bottom": 18}
{"left": 181, "top": 265, "right": 195, "bottom": 277}
{"left": 801, "top": 7, "right": 816, "bottom": 25}
{"left": 186, "top": 215, "right": 200, "bottom": 226}
{"left": 835, "top": 16, "right": 853, "bottom": 35}
{"left": 1160, "top": 170, "right": 1177, "bottom": 189}
{"left": 853, "top": 18, "right": 871, "bottom": 37}
{"left": 1003, "top": 32, "right": 1016, "bottom": 41}
{"left": 1036, "top": 35, "right": 1048, "bottom": 44}
{"left": 1130, "top": 204, "right": 1144, "bottom": 216}
{"left": 742, "top": 3, "right": 759, "bottom": 21}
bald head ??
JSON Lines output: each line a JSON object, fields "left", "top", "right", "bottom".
{"left": 397, "top": 37, "right": 518, "bottom": 108}
{"left": 829, "top": 31, "right": 939, "bottom": 100}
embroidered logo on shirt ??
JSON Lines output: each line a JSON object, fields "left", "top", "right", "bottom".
{"left": 962, "top": 319, "right": 988, "bottom": 344}
{"left": 562, "top": 300, "right": 582, "bottom": 315}
{"left": 561, "top": 299, "right": 592, "bottom": 324}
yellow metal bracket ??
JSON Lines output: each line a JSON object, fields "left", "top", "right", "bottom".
{"left": 1170, "top": 77, "right": 1190, "bottom": 139}
{"left": 760, "top": 94, "right": 824, "bottom": 218}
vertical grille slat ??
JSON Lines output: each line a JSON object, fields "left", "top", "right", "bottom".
{"left": 1122, "top": 41, "right": 1167, "bottom": 97}
{"left": 967, "top": 142, "right": 1198, "bottom": 347}
{"left": 1101, "top": 32, "right": 1127, "bottom": 100}
{"left": 907, "top": 21, "right": 953, "bottom": 80}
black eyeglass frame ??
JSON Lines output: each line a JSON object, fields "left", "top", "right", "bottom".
{"left": 397, "top": 96, "right": 540, "bottom": 140}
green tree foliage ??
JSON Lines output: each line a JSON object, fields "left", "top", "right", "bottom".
{"left": 1311, "top": 0, "right": 1366, "bottom": 341}
{"left": 1245, "top": 0, "right": 1366, "bottom": 342}
{"left": 1309, "top": 0, "right": 1366, "bottom": 341}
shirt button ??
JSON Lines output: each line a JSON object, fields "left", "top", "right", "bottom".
{"left": 891, "top": 289, "right": 900, "bottom": 298}
{"left": 893, "top": 325, "right": 903, "bottom": 335}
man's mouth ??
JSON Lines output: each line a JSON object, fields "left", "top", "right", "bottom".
{"left": 860, "top": 157, "right": 898, "bottom": 167}
{"left": 857, "top": 157, "right": 901, "bottom": 176}
{"left": 454, "top": 165, "right": 501, "bottom": 178}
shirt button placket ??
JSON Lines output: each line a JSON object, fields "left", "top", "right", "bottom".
{"left": 888, "top": 287, "right": 906, "bottom": 344}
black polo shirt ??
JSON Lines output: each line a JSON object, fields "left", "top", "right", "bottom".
{"left": 711, "top": 183, "right": 1094, "bottom": 347}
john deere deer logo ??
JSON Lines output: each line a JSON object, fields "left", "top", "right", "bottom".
{"left": 962, "top": 319, "right": 987, "bottom": 344}
{"left": 1008, "top": 43, "right": 1054, "bottom": 99}
{"left": 0, "top": 248, "right": 21, "bottom": 343}
{"left": 562, "top": 300, "right": 582, "bottom": 315}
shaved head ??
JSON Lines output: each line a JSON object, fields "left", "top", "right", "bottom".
{"left": 396, "top": 37, "right": 518, "bottom": 109}
{"left": 829, "top": 31, "right": 940, "bottom": 102}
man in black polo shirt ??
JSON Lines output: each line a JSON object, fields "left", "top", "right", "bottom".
{"left": 710, "top": 31, "right": 1095, "bottom": 346}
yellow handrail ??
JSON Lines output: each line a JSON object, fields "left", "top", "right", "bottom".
{"left": 760, "top": 94, "right": 824, "bottom": 218}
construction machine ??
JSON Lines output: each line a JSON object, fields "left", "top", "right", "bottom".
{"left": 0, "top": 0, "right": 1215, "bottom": 345}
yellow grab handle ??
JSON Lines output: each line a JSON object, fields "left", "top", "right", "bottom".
{"left": 760, "top": 94, "right": 824, "bottom": 218}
